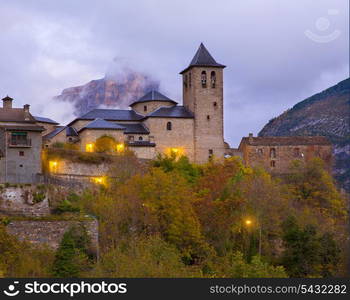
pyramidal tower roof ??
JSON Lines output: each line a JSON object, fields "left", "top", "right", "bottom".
{"left": 180, "top": 43, "right": 226, "bottom": 74}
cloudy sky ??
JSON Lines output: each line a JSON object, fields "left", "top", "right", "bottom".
{"left": 0, "top": 0, "right": 349, "bottom": 146}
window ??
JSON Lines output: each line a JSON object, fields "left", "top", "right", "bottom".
{"left": 209, "top": 149, "right": 214, "bottom": 159}
{"left": 201, "top": 71, "right": 207, "bottom": 87}
{"left": 68, "top": 137, "right": 73, "bottom": 142}
{"left": 294, "top": 148, "right": 300, "bottom": 157}
{"left": 144, "top": 105, "right": 147, "bottom": 112}
{"left": 189, "top": 72, "right": 192, "bottom": 87}
{"left": 213, "top": 102, "right": 217, "bottom": 108}
{"left": 270, "top": 148, "right": 276, "bottom": 158}
{"left": 270, "top": 161, "right": 276, "bottom": 168}
{"left": 10, "top": 132, "right": 28, "bottom": 146}
{"left": 258, "top": 148, "right": 263, "bottom": 155}
{"left": 19, "top": 164, "right": 23, "bottom": 168}
{"left": 166, "top": 122, "right": 172, "bottom": 131}
{"left": 211, "top": 71, "right": 216, "bottom": 88}
{"left": 128, "top": 136, "right": 134, "bottom": 142}
{"left": 19, "top": 151, "right": 24, "bottom": 157}
{"left": 207, "top": 115, "right": 210, "bottom": 120}
{"left": 139, "top": 136, "right": 143, "bottom": 141}
{"left": 184, "top": 75, "right": 188, "bottom": 88}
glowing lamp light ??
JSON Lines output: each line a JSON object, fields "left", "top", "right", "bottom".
{"left": 86, "top": 143, "right": 94, "bottom": 152}
{"left": 91, "top": 176, "right": 105, "bottom": 185}
{"left": 49, "top": 161, "right": 58, "bottom": 173}
{"left": 245, "top": 219, "right": 252, "bottom": 226}
{"left": 116, "top": 143, "right": 125, "bottom": 152}
{"left": 168, "top": 147, "right": 184, "bottom": 157}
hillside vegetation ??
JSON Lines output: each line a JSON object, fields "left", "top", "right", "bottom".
{"left": 1, "top": 153, "right": 348, "bottom": 278}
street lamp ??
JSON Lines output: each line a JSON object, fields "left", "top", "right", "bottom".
{"left": 244, "top": 218, "right": 262, "bottom": 258}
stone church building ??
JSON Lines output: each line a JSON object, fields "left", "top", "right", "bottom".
{"left": 45, "top": 43, "right": 228, "bottom": 163}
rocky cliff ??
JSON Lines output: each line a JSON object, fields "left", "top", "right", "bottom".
{"left": 259, "top": 78, "right": 350, "bottom": 192}
{"left": 54, "top": 71, "right": 159, "bottom": 116}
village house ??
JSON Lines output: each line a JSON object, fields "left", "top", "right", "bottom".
{"left": 0, "top": 96, "right": 45, "bottom": 183}
{"left": 238, "top": 133, "right": 332, "bottom": 173}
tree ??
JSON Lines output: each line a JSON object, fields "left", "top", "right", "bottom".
{"left": 52, "top": 225, "right": 93, "bottom": 277}
{"left": 89, "top": 235, "right": 202, "bottom": 277}
{"left": 281, "top": 216, "right": 341, "bottom": 277}
{"left": 221, "top": 251, "right": 287, "bottom": 278}
{"left": 94, "top": 135, "right": 117, "bottom": 153}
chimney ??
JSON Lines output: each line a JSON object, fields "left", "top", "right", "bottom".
{"left": 248, "top": 133, "right": 253, "bottom": 143}
{"left": 2, "top": 96, "right": 13, "bottom": 109}
{"left": 23, "top": 104, "right": 30, "bottom": 120}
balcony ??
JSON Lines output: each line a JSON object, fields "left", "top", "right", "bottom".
{"left": 8, "top": 138, "right": 32, "bottom": 148}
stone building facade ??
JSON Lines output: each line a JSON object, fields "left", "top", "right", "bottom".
{"left": 238, "top": 134, "right": 333, "bottom": 173}
{"left": 44, "top": 43, "right": 228, "bottom": 163}
{"left": 0, "top": 97, "right": 44, "bottom": 183}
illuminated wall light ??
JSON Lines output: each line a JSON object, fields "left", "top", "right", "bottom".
{"left": 91, "top": 176, "right": 106, "bottom": 185}
{"left": 86, "top": 143, "right": 94, "bottom": 152}
{"left": 116, "top": 143, "right": 125, "bottom": 153}
{"left": 167, "top": 147, "right": 184, "bottom": 157}
{"left": 49, "top": 161, "right": 58, "bottom": 173}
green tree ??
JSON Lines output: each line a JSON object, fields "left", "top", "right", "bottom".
{"left": 52, "top": 225, "right": 92, "bottom": 277}
{"left": 281, "top": 216, "right": 341, "bottom": 277}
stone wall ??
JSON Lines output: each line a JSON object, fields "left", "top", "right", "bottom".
{"left": 144, "top": 117, "right": 195, "bottom": 160}
{"left": 79, "top": 128, "right": 125, "bottom": 152}
{"left": 0, "top": 186, "right": 50, "bottom": 217}
{"left": 51, "top": 159, "right": 111, "bottom": 177}
{"left": 241, "top": 144, "right": 333, "bottom": 174}
{"left": 6, "top": 219, "right": 99, "bottom": 254}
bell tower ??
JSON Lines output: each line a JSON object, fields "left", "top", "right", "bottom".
{"left": 180, "top": 43, "right": 226, "bottom": 163}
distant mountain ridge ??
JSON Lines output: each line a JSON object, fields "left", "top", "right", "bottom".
{"left": 54, "top": 71, "right": 159, "bottom": 116}
{"left": 259, "top": 78, "right": 350, "bottom": 192}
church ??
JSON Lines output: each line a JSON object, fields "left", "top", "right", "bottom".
{"left": 44, "top": 43, "right": 228, "bottom": 163}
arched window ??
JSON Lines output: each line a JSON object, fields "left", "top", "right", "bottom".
{"left": 211, "top": 71, "right": 216, "bottom": 88}
{"left": 270, "top": 148, "right": 276, "bottom": 158}
{"left": 207, "top": 115, "right": 210, "bottom": 120}
{"left": 213, "top": 102, "right": 217, "bottom": 108}
{"left": 189, "top": 72, "right": 192, "bottom": 87}
{"left": 166, "top": 122, "right": 172, "bottom": 131}
{"left": 270, "top": 160, "right": 276, "bottom": 168}
{"left": 144, "top": 105, "right": 147, "bottom": 112}
{"left": 201, "top": 71, "right": 207, "bottom": 87}
{"left": 184, "top": 75, "right": 188, "bottom": 88}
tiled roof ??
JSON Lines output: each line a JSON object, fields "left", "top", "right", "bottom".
{"left": 240, "top": 136, "right": 331, "bottom": 147}
{"left": 0, "top": 108, "right": 36, "bottom": 122}
{"left": 79, "top": 118, "right": 126, "bottom": 132}
{"left": 180, "top": 43, "right": 226, "bottom": 74}
{"left": 127, "top": 141, "right": 156, "bottom": 147}
{"left": 145, "top": 106, "right": 194, "bottom": 118}
{"left": 118, "top": 123, "right": 149, "bottom": 134}
{"left": 77, "top": 109, "right": 144, "bottom": 121}
{"left": 34, "top": 116, "right": 59, "bottom": 124}
{"left": 43, "top": 126, "right": 66, "bottom": 140}
{"left": 130, "top": 90, "right": 177, "bottom": 106}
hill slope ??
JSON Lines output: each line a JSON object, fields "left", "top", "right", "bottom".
{"left": 259, "top": 78, "right": 350, "bottom": 192}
